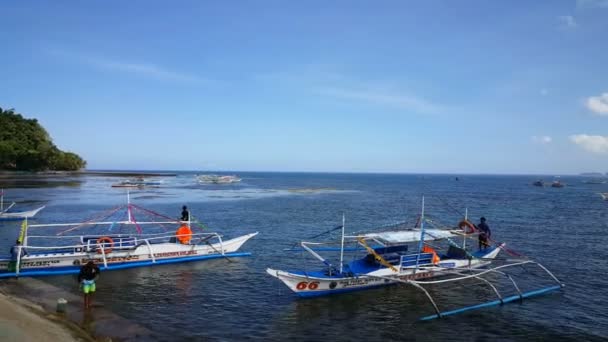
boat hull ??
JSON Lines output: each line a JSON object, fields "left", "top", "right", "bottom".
{"left": 0, "top": 232, "right": 258, "bottom": 278}
{"left": 267, "top": 247, "right": 501, "bottom": 298}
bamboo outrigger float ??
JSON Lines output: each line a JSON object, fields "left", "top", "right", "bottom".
{"left": 0, "top": 189, "right": 45, "bottom": 221}
{"left": 267, "top": 198, "right": 564, "bottom": 320}
{"left": 0, "top": 193, "right": 258, "bottom": 278}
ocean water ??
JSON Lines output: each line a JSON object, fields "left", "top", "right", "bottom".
{"left": 1, "top": 172, "right": 607, "bottom": 341}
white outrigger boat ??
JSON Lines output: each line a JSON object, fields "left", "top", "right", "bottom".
{"left": 0, "top": 190, "right": 45, "bottom": 221}
{"left": 197, "top": 174, "right": 241, "bottom": 184}
{"left": 0, "top": 194, "right": 257, "bottom": 278}
{"left": 267, "top": 199, "right": 564, "bottom": 320}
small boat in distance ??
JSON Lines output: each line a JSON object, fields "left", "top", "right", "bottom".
{"left": 583, "top": 178, "right": 607, "bottom": 184}
{"left": 197, "top": 174, "right": 241, "bottom": 184}
{"left": 0, "top": 194, "right": 258, "bottom": 278}
{"left": 551, "top": 180, "right": 565, "bottom": 188}
{"left": 532, "top": 180, "right": 544, "bottom": 187}
{"left": 111, "top": 177, "right": 162, "bottom": 188}
{"left": 600, "top": 193, "right": 608, "bottom": 200}
{"left": 0, "top": 190, "right": 45, "bottom": 221}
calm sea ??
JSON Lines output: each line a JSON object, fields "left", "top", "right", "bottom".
{"left": 1, "top": 172, "right": 607, "bottom": 341}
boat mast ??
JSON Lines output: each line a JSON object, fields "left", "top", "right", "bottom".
{"left": 339, "top": 213, "right": 345, "bottom": 274}
{"left": 1, "top": 189, "right": 3, "bottom": 212}
{"left": 415, "top": 196, "right": 426, "bottom": 271}
{"left": 127, "top": 190, "right": 132, "bottom": 223}
{"left": 463, "top": 208, "right": 468, "bottom": 250}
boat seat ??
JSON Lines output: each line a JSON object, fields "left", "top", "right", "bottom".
{"left": 445, "top": 245, "right": 468, "bottom": 259}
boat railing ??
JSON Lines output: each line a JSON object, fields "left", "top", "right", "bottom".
{"left": 15, "top": 232, "right": 225, "bottom": 274}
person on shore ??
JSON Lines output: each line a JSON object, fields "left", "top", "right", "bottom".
{"left": 180, "top": 205, "right": 190, "bottom": 222}
{"left": 9, "top": 240, "right": 27, "bottom": 272}
{"left": 78, "top": 261, "right": 100, "bottom": 309}
{"left": 477, "top": 217, "right": 491, "bottom": 250}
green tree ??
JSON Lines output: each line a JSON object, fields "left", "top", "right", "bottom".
{"left": 0, "top": 107, "right": 86, "bottom": 171}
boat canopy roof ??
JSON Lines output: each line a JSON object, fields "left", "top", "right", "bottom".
{"left": 361, "top": 229, "right": 456, "bottom": 244}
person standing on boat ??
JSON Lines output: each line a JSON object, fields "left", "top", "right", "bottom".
{"left": 180, "top": 205, "right": 190, "bottom": 222}
{"left": 477, "top": 217, "right": 491, "bottom": 250}
{"left": 8, "top": 240, "right": 27, "bottom": 272}
{"left": 78, "top": 261, "right": 100, "bottom": 309}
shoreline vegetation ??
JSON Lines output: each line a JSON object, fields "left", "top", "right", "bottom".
{"left": 0, "top": 107, "right": 86, "bottom": 172}
{"left": 0, "top": 170, "right": 177, "bottom": 177}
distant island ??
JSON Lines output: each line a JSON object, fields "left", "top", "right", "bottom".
{"left": 0, "top": 107, "right": 86, "bottom": 171}
{"left": 579, "top": 172, "right": 607, "bottom": 177}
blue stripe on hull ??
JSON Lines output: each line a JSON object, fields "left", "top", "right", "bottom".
{"left": 295, "top": 282, "right": 397, "bottom": 298}
{"left": 0, "top": 252, "right": 251, "bottom": 278}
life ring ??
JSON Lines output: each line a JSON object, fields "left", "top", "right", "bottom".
{"left": 96, "top": 236, "right": 114, "bottom": 254}
{"left": 458, "top": 220, "right": 476, "bottom": 234}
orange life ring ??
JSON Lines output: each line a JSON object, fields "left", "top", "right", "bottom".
{"left": 96, "top": 236, "right": 114, "bottom": 254}
{"left": 458, "top": 220, "right": 476, "bottom": 234}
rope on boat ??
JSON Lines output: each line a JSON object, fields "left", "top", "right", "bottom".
{"left": 128, "top": 205, "right": 143, "bottom": 234}
{"left": 130, "top": 204, "right": 180, "bottom": 223}
{"left": 56, "top": 205, "right": 124, "bottom": 235}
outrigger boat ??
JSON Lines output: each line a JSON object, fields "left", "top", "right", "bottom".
{"left": 197, "top": 174, "right": 241, "bottom": 184}
{"left": 267, "top": 199, "right": 564, "bottom": 320}
{"left": 111, "top": 177, "right": 163, "bottom": 188}
{"left": 0, "top": 190, "right": 45, "bottom": 221}
{"left": 0, "top": 194, "right": 257, "bottom": 278}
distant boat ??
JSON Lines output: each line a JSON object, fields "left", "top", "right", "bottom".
{"left": 111, "top": 177, "right": 162, "bottom": 188}
{"left": 0, "top": 190, "right": 45, "bottom": 221}
{"left": 551, "top": 180, "right": 565, "bottom": 188}
{"left": 197, "top": 174, "right": 241, "bottom": 184}
{"left": 583, "top": 179, "right": 607, "bottom": 184}
{"left": 533, "top": 180, "right": 544, "bottom": 187}
{"left": 600, "top": 193, "right": 608, "bottom": 201}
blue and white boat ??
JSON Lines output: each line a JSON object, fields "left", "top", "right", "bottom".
{"left": 0, "top": 195, "right": 257, "bottom": 278}
{"left": 267, "top": 200, "right": 564, "bottom": 319}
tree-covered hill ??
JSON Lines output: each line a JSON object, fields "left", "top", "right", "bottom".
{"left": 0, "top": 107, "right": 86, "bottom": 171}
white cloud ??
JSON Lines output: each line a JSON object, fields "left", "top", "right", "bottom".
{"left": 532, "top": 135, "right": 552, "bottom": 144}
{"left": 570, "top": 134, "right": 608, "bottom": 153}
{"left": 586, "top": 92, "right": 608, "bottom": 115}
{"left": 557, "top": 15, "right": 577, "bottom": 29}
{"left": 577, "top": 0, "right": 608, "bottom": 8}
{"left": 316, "top": 87, "right": 442, "bottom": 114}
{"left": 47, "top": 48, "right": 210, "bottom": 84}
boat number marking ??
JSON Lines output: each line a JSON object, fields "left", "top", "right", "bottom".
{"left": 296, "top": 281, "right": 319, "bottom": 290}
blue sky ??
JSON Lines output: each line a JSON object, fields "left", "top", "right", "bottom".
{"left": 1, "top": 0, "right": 608, "bottom": 174}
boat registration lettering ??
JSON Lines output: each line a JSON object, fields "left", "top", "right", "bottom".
{"left": 81, "top": 255, "right": 140, "bottom": 264}
{"left": 339, "top": 278, "right": 372, "bottom": 287}
{"left": 21, "top": 260, "right": 61, "bottom": 267}
{"left": 153, "top": 250, "right": 197, "bottom": 258}
{"left": 438, "top": 262, "right": 456, "bottom": 268}
{"left": 398, "top": 272, "right": 432, "bottom": 281}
